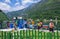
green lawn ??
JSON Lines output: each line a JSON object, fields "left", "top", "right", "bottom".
{"left": 0, "top": 30, "right": 60, "bottom": 39}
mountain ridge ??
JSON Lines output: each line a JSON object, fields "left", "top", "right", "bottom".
{"left": 6, "top": 0, "right": 60, "bottom": 19}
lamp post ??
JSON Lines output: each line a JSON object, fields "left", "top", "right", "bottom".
{"left": 55, "top": 16, "right": 58, "bottom": 31}
{"left": 55, "top": 16, "right": 58, "bottom": 25}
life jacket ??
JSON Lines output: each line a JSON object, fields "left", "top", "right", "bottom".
{"left": 32, "top": 21, "right": 35, "bottom": 25}
{"left": 37, "top": 23, "right": 41, "bottom": 26}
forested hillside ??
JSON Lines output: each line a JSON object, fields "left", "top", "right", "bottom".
{"left": 7, "top": 0, "right": 60, "bottom": 20}
{"left": 0, "top": 10, "right": 8, "bottom": 21}
{"left": 26, "top": 0, "right": 60, "bottom": 19}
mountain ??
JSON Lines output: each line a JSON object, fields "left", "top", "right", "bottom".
{"left": 6, "top": 0, "right": 44, "bottom": 18}
{"left": 6, "top": 0, "right": 60, "bottom": 20}
{"left": 0, "top": 10, "right": 8, "bottom": 21}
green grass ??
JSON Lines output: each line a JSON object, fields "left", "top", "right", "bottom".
{"left": 0, "top": 30, "right": 60, "bottom": 39}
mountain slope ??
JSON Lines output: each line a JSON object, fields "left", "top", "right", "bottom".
{"left": 25, "top": 0, "right": 60, "bottom": 19}
{"left": 7, "top": 0, "right": 60, "bottom": 19}
{"left": 0, "top": 10, "right": 8, "bottom": 21}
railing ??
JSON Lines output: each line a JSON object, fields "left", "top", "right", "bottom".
{"left": 0, "top": 29, "right": 60, "bottom": 39}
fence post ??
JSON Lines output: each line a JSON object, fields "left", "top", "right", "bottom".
{"left": 44, "top": 32, "right": 45, "bottom": 39}
{"left": 6, "top": 31, "right": 11, "bottom": 39}
{"left": 3, "top": 31, "right": 6, "bottom": 39}
{"left": 12, "top": 32, "right": 14, "bottom": 39}
{"left": 50, "top": 32, "right": 52, "bottom": 39}
{"left": 20, "top": 30, "right": 21, "bottom": 39}
{"left": 32, "top": 29, "right": 33, "bottom": 39}
{"left": 0, "top": 31, "right": 2, "bottom": 39}
{"left": 54, "top": 32, "right": 55, "bottom": 39}
{"left": 17, "top": 31, "right": 20, "bottom": 39}
{"left": 57, "top": 31, "right": 58, "bottom": 39}
{"left": 35, "top": 30, "right": 36, "bottom": 39}
{"left": 41, "top": 31, "right": 42, "bottom": 39}
{"left": 2, "top": 31, "right": 3, "bottom": 39}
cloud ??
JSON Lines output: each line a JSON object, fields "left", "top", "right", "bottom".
{"left": 10, "top": 6, "right": 26, "bottom": 11}
{"left": 30, "top": 0, "right": 41, "bottom": 3}
{"left": 4, "top": 0, "right": 11, "bottom": 3}
{"left": 0, "top": 0, "right": 41, "bottom": 13}
{"left": 0, "top": 2, "right": 11, "bottom": 10}
{"left": 15, "top": 2, "right": 20, "bottom": 6}
{"left": 22, "top": 0, "right": 41, "bottom": 4}
{"left": 6, "top": 5, "right": 29, "bottom": 12}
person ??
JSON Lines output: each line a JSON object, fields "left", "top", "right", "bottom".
{"left": 17, "top": 17, "right": 24, "bottom": 29}
{"left": 34, "top": 23, "right": 38, "bottom": 29}
{"left": 49, "top": 21, "right": 54, "bottom": 32}
{"left": 0, "top": 22, "right": 2, "bottom": 29}
{"left": 23, "top": 19, "right": 28, "bottom": 28}
{"left": 27, "top": 21, "right": 31, "bottom": 29}
{"left": 7, "top": 21, "right": 10, "bottom": 28}
{"left": 14, "top": 22, "right": 17, "bottom": 30}
{"left": 31, "top": 20, "right": 35, "bottom": 26}
{"left": 27, "top": 21, "right": 33, "bottom": 29}
{"left": 10, "top": 21, "right": 14, "bottom": 28}
{"left": 37, "top": 21, "right": 43, "bottom": 29}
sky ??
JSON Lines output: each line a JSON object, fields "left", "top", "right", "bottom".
{"left": 0, "top": 0, "right": 41, "bottom": 13}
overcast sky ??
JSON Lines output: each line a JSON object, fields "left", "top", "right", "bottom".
{"left": 0, "top": 0, "right": 41, "bottom": 13}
